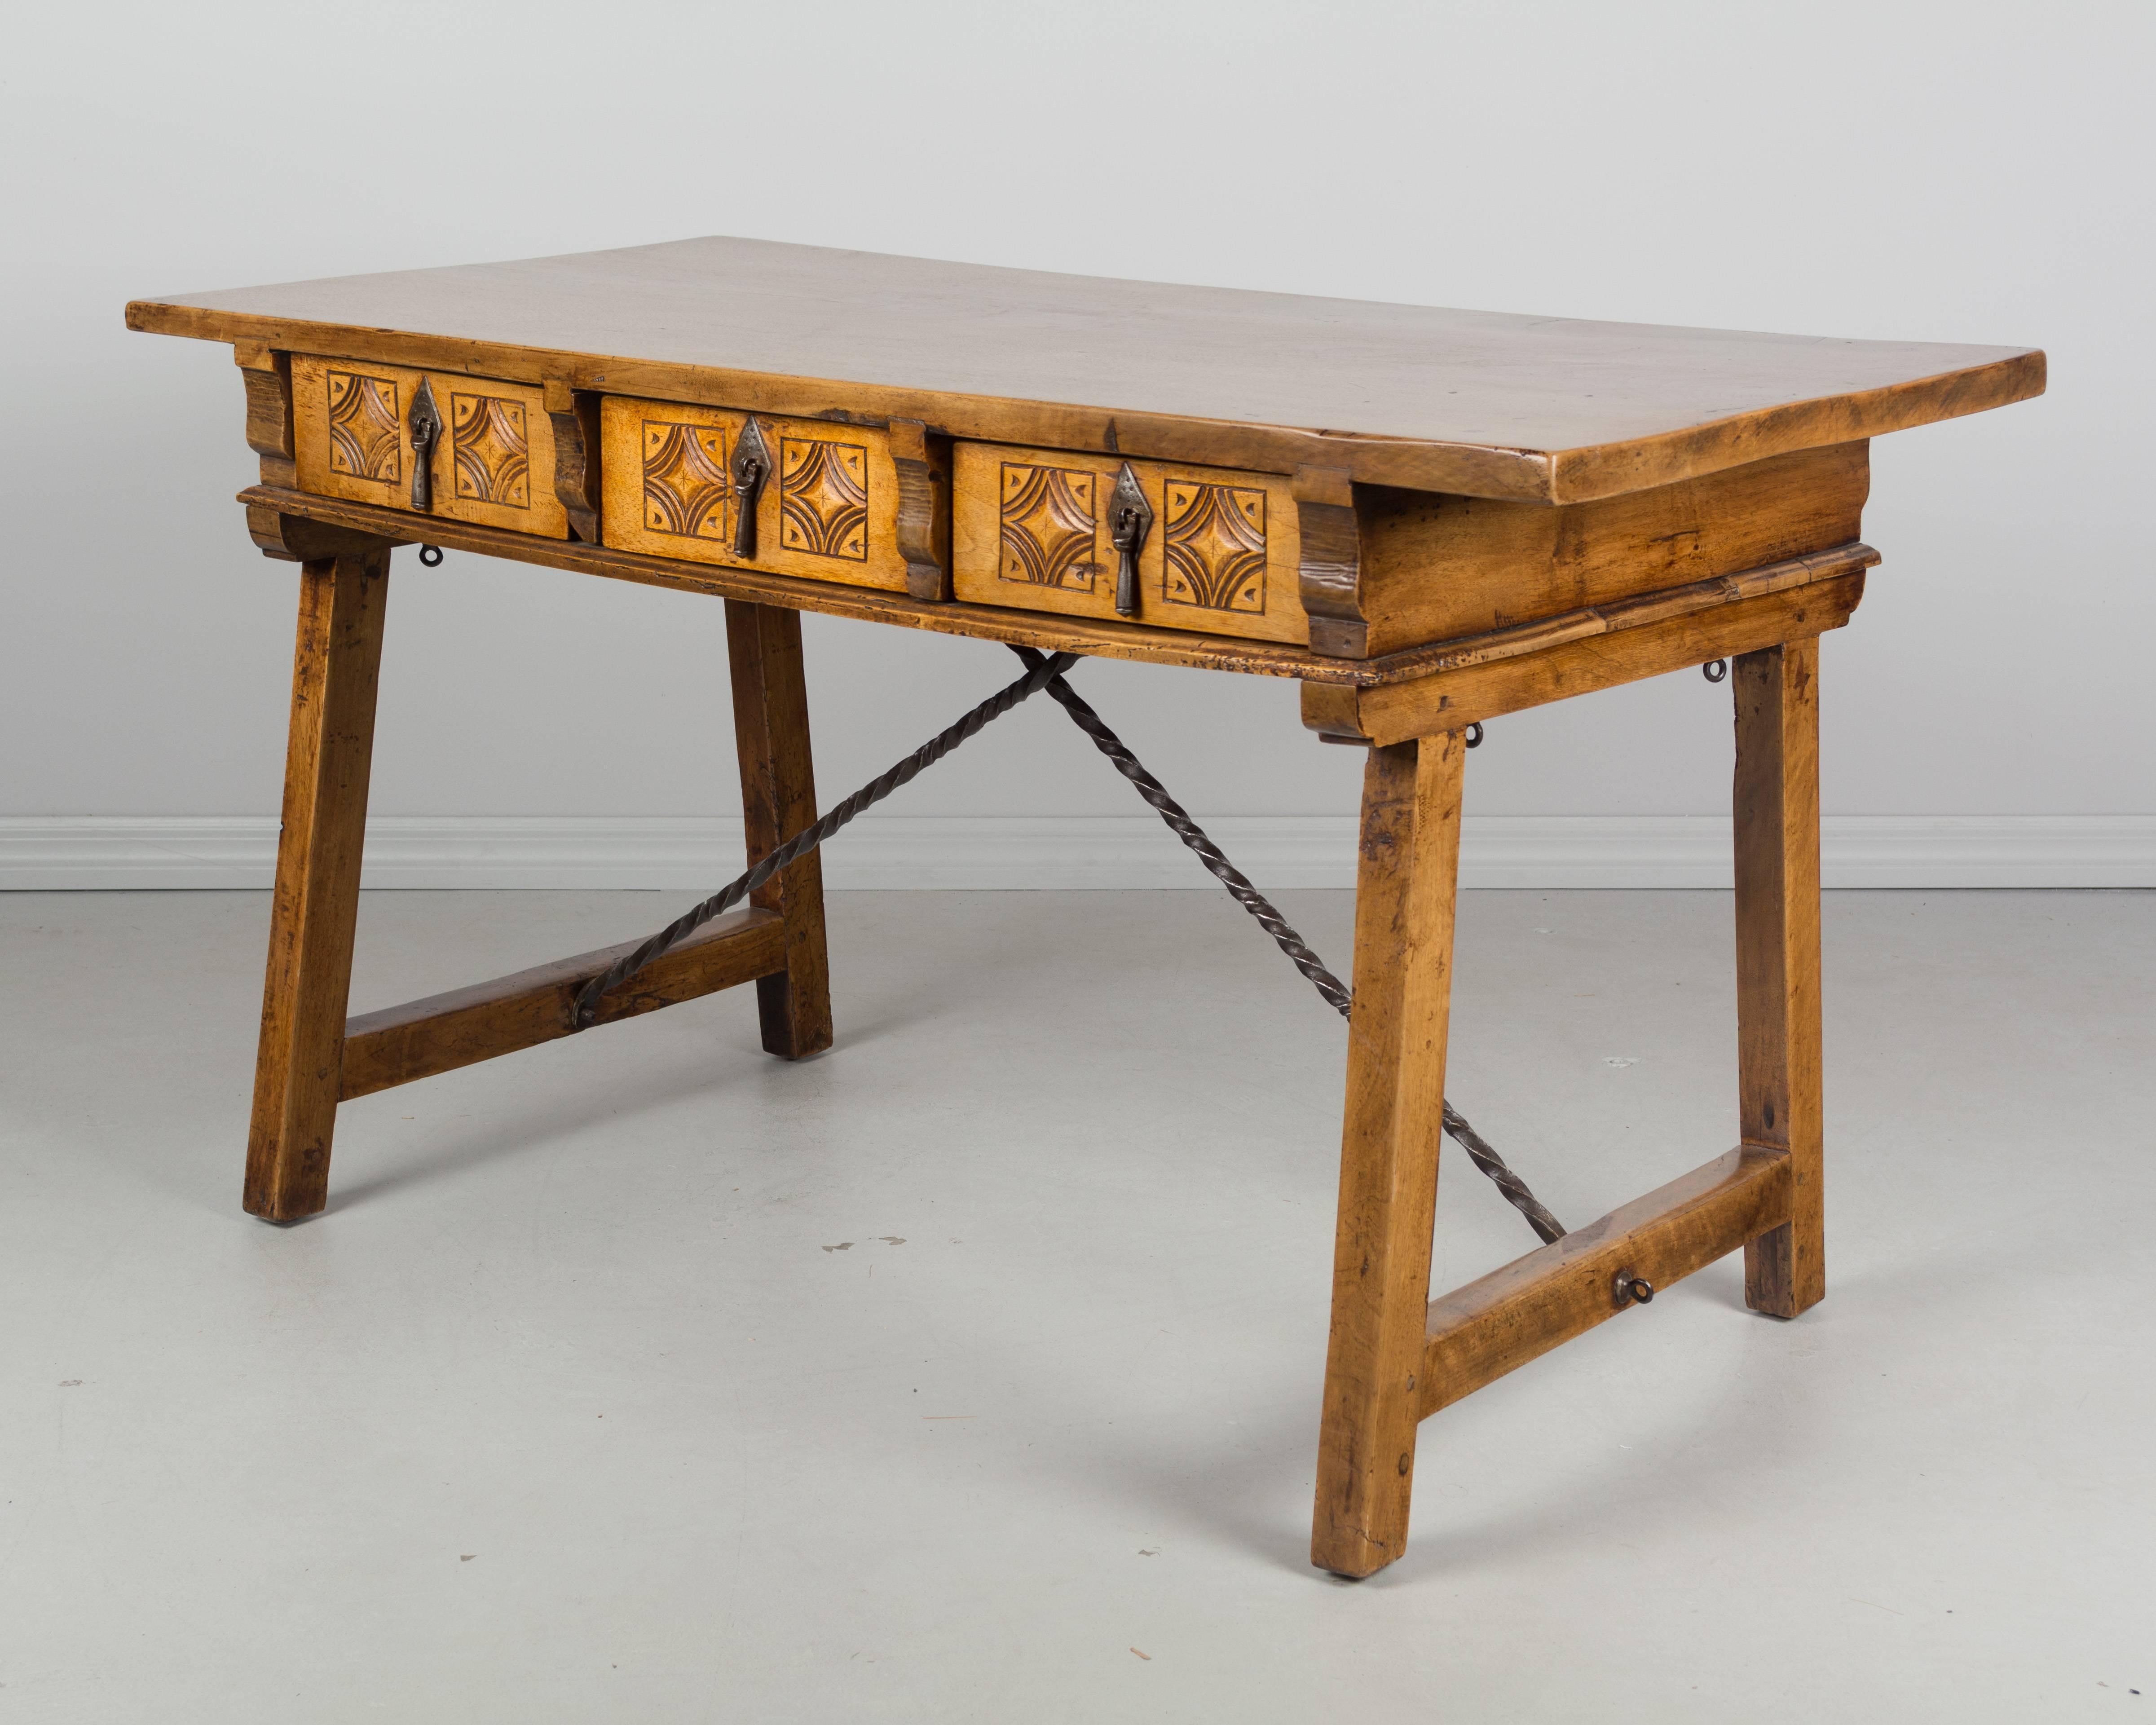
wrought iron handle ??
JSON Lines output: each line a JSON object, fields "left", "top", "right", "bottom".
{"left": 408, "top": 379, "right": 443, "bottom": 513}
{"left": 1108, "top": 463, "right": 1153, "bottom": 618}
{"left": 731, "top": 417, "right": 772, "bottom": 559}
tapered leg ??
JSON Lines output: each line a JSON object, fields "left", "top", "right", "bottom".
{"left": 724, "top": 600, "right": 833, "bottom": 1059}
{"left": 243, "top": 547, "right": 391, "bottom": 1221}
{"left": 1311, "top": 732, "right": 1468, "bottom": 1578}
{"left": 1733, "top": 638, "right": 1825, "bottom": 1317}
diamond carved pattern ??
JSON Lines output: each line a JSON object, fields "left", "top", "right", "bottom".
{"left": 779, "top": 437, "right": 869, "bottom": 561}
{"left": 326, "top": 370, "right": 401, "bottom": 485}
{"left": 1162, "top": 481, "right": 1267, "bottom": 613}
{"left": 450, "top": 393, "right": 531, "bottom": 508}
{"left": 997, "top": 463, "right": 1099, "bottom": 590}
{"left": 640, "top": 421, "right": 732, "bottom": 539}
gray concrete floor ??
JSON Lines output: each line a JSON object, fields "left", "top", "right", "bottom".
{"left": 1, "top": 887, "right": 2151, "bottom": 1721}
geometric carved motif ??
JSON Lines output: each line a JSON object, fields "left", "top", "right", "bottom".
{"left": 450, "top": 393, "right": 531, "bottom": 509}
{"left": 997, "top": 463, "right": 1098, "bottom": 590}
{"left": 1161, "top": 481, "right": 1266, "bottom": 613}
{"left": 778, "top": 437, "right": 870, "bottom": 561}
{"left": 326, "top": 370, "right": 401, "bottom": 485}
{"left": 640, "top": 421, "right": 732, "bottom": 540}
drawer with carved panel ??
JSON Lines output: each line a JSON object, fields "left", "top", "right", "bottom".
{"left": 290, "top": 355, "right": 569, "bottom": 537}
{"left": 951, "top": 444, "right": 1312, "bottom": 647}
{"left": 600, "top": 396, "right": 947, "bottom": 596}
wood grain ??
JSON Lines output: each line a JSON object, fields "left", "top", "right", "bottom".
{"left": 1733, "top": 639, "right": 1826, "bottom": 1318}
{"left": 339, "top": 909, "right": 785, "bottom": 1099}
{"left": 235, "top": 344, "right": 296, "bottom": 488}
{"left": 1420, "top": 1147, "right": 1793, "bottom": 1417}
{"left": 1312, "top": 733, "right": 1465, "bottom": 1579}
{"left": 238, "top": 483, "right": 1877, "bottom": 705}
{"left": 1292, "top": 465, "right": 1363, "bottom": 656}
{"left": 245, "top": 504, "right": 409, "bottom": 564}
{"left": 133, "top": 239, "right": 2005, "bottom": 1547}
{"left": 726, "top": 600, "right": 833, "bottom": 1060}
{"left": 243, "top": 546, "right": 390, "bottom": 1222}
{"left": 951, "top": 442, "right": 1310, "bottom": 645}
{"left": 1302, "top": 571, "right": 1865, "bottom": 743}
{"left": 1336, "top": 441, "right": 1870, "bottom": 657}
{"left": 543, "top": 379, "right": 603, "bottom": 542}
{"left": 128, "top": 236, "right": 2044, "bottom": 503}
{"left": 238, "top": 483, "right": 1339, "bottom": 680}
{"left": 291, "top": 353, "right": 569, "bottom": 537}
{"left": 241, "top": 482, "right": 1869, "bottom": 707}
{"left": 889, "top": 419, "right": 953, "bottom": 601}
{"left": 599, "top": 396, "right": 912, "bottom": 591}
{"left": 1338, "top": 543, "right": 1875, "bottom": 686}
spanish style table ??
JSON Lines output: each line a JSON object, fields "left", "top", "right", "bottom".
{"left": 127, "top": 239, "right": 2042, "bottom": 1578}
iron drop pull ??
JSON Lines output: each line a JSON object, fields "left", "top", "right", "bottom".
{"left": 1109, "top": 463, "right": 1153, "bottom": 618}
{"left": 731, "top": 417, "right": 772, "bottom": 560}
{"left": 408, "top": 379, "right": 443, "bottom": 513}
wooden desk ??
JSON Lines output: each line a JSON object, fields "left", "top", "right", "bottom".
{"left": 127, "top": 238, "right": 2042, "bottom": 1578}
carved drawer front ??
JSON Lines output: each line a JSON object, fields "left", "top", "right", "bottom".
{"left": 598, "top": 397, "right": 914, "bottom": 592}
{"left": 290, "top": 355, "right": 568, "bottom": 537}
{"left": 951, "top": 444, "right": 1309, "bottom": 645}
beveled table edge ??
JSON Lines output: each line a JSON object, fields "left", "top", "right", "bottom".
{"left": 134, "top": 303, "right": 2043, "bottom": 505}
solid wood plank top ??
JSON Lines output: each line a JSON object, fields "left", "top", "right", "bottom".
{"left": 128, "top": 236, "right": 2042, "bottom": 503}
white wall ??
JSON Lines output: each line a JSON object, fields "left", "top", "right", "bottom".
{"left": 2, "top": 0, "right": 2148, "bottom": 877}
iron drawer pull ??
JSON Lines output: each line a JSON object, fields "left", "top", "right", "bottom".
{"left": 1109, "top": 463, "right": 1153, "bottom": 618}
{"left": 731, "top": 417, "right": 772, "bottom": 560}
{"left": 407, "top": 379, "right": 443, "bottom": 513}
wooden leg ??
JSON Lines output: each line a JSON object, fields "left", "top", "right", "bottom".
{"left": 1311, "top": 731, "right": 1467, "bottom": 1579}
{"left": 243, "top": 547, "right": 391, "bottom": 1221}
{"left": 725, "top": 600, "right": 833, "bottom": 1059}
{"left": 1733, "top": 637, "right": 1825, "bottom": 1318}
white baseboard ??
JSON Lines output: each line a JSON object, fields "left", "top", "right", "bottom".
{"left": 1, "top": 813, "right": 2150, "bottom": 891}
